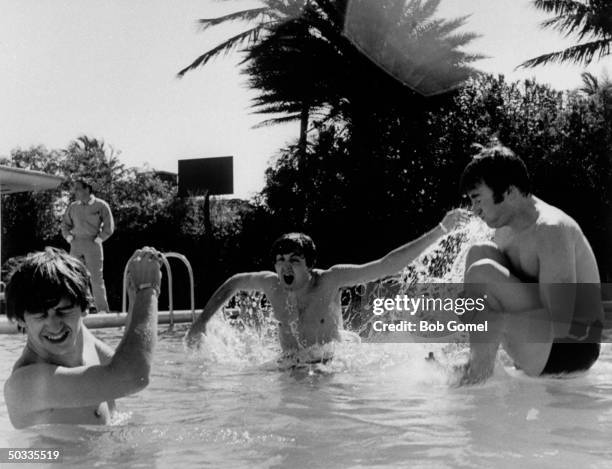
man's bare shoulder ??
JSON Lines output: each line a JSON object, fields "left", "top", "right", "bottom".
{"left": 5, "top": 361, "right": 57, "bottom": 403}
{"left": 11, "top": 346, "right": 41, "bottom": 373}
{"left": 309, "top": 268, "right": 329, "bottom": 281}
{"left": 313, "top": 267, "right": 349, "bottom": 289}
{"left": 528, "top": 199, "right": 591, "bottom": 276}
{"left": 250, "top": 270, "right": 278, "bottom": 281}
{"left": 4, "top": 361, "right": 55, "bottom": 427}
{"left": 533, "top": 198, "right": 581, "bottom": 240}
{"left": 534, "top": 198, "right": 579, "bottom": 229}
{"left": 8, "top": 361, "right": 56, "bottom": 379}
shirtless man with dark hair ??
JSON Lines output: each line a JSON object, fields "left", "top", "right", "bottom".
{"left": 4, "top": 246, "right": 163, "bottom": 428}
{"left": 459, "top": 145, "right": 603, "bottom": 383}
{"left": 186, "top": 210, "right": 469, "bottom": 360}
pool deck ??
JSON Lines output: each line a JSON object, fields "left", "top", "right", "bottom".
{"left": 0, "top": 310, "right": 197, "bottom": 334}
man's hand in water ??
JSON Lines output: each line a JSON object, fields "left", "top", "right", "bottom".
{"left": 440, "top": 208, "right": 471, "bottom": 233}
{"left": 127, "top": 247, "right": 163, "bottom": 304}
{"left": 185, "top": 326, "right": 206, "bottom": 349}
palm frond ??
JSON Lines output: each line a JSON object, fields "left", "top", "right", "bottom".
{"left": 533, "top": 0, "right": 587, "bottom": 16}
{"left": 444, "top": 32, "right": 482, "bottom": 49}
{"left": 405, "top": 0, "right": 442, "bottom": 26}
{"left": 178, "top": 25, "right": 268, "bottom": 77}
{"left": 434, "top": 15, "right": 472, "bottom": 38}
{"left": 412, "top": 18, "right": 445, "bottom": 39}
{"left": 420, "top": 0, "right": 443, "bottom": 21}
{"left": 251, "top": 98, "right": 302, "bottom": 113}
{"left": 195, "top": 7, "right": 270, "bottom": 31}
{"left": 518, "top": 38, "right": 612, "bottom": 67}
{"left": 540, "top": 14, "right": 577, "bottom": 34}
{"left": 579, "top": 71, "right": 599, "bottom": 94}
{"left": 582, "top": 3, "right": 612, "bottom": 39}
{"left": 536, "top": 0, "right": 612, "bottom": 39}
{"left": 252, "top": 114, "right": 302, "bottom": 128}
{"left": 460, "top": 53, "right": 488, "bottom": 63}
{"left": 541, "top": 12, "right": 599, "bottom": 40}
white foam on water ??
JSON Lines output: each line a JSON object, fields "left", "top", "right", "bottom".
{"left": 185, "top": 315, "right": 280, "bottom": 368}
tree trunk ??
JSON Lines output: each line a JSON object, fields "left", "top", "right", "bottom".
{"left": 298, "top": 103, "right": 310, "bottom": 157}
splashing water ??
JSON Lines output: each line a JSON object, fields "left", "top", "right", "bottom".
{"left": 190, "top": 216, "right": 494, "bottom": 380}
{"left": 346, "top": 216, "right": 493, "bottom": 335}
{"left": 187, "top": 314, "right": 280, "bottom": 368}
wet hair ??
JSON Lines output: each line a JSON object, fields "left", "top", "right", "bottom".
{"left": 5, "top": 247, "right": 92, "bottom": 322}
{"left": 270, "top": 233, "right": 317, "bottom": 268}
{"left": 73, "top": 178, "right": 93, "bottom": 194}
{"left": 459, "top": 144, "right": 531, "bottom": 203}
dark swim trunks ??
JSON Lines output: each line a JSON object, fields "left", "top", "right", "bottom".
{"left": 541, "top": 320, "right": 603, "bottom": 375}
{"left": 541, "top": 342, "right": 600, "bottom": 375}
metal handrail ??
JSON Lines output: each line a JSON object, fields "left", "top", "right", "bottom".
{"left": 121, "top": 252, "right": 196, "bottom": 327}
{"left": 163, "top": 252, "right": 196, "bottom": 322}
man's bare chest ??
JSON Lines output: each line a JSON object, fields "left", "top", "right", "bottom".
{"left": 269, "top": 289, "right": 340, "bottom": 325}
{"left": 34, "top": 402, "right": 111, "bottom": 426}
{"left": 20, "top": 342, "right": 112, "bottom": 426}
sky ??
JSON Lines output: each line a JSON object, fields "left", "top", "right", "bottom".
{"left": 1, "top": 0, "right": 611, "bottom": 199}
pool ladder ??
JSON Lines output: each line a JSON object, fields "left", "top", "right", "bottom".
{"left": 121, "top": 252, "right": 195, "bottom": 328}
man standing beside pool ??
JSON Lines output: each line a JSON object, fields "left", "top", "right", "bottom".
{"left": 458, "top": 145, "right": 603, "bottom": 383}
{"left": 4, "top": 247, "right": 163, "bottom": 428}
{"left": 186, "top": 210, "right": 469, "bottom": 360}
{"left": 61, "top": 179, "right": 114, "bottom": 314}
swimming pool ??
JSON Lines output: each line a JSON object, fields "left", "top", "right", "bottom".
{"left": 3, "top": 221, "right": 611, "bottom": 468}
{"left": 1, "top": 319, "right": 611, "bottom": 469}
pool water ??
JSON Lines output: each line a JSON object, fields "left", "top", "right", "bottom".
{"left": 1, "top": 320, "right": 611, "bottom": 469}
{"left": 2, "top": 220, "right": 611, "bottom": 469}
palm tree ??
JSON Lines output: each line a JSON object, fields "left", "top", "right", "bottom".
{"left": 579, "top": 70, "right": 612, "bottom": 117}
{"left": 177, "top": 1, "right": 306, "bottom": 77}
{"left": 240, "top": 0, "right": 351, "bottom": 155}
{"left": 179, "top": 0, "right": 481, "bottom": 156}
{"left": 579, "top": 70, "right": 612, "bottom": 94}
{"left": 178, "top": 0, "right": 329, "bottom": 155}
{"left": 342, "top": 0, "right": 482, "bottom": 97}
{"left": 580, "top": 70, "right": 601, "bottom": 94}
{"left": 520, "top": 0, "right": 612, "bottom": 68}
{"left": 62, "top": 136, "right": 127, "bottom": 203}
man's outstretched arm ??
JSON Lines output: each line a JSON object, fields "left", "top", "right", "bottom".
{"left": 186, "top": 272, "right": 274, "bottom": 347}
{"left": 327, "top": 209, "right": 469, "bottom": 287}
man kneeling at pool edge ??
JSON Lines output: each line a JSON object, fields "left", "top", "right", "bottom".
{"left": 186, "top": 209, "right": 469, "bottom": 360}
{"left": 4, "top": 247, "right": 163, "bottom": 428}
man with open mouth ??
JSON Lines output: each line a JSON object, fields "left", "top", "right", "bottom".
{"left": 4, "top": 246, "right": 163, "bottom": 428}
{"left": 186, "top": 209, "right": 469, "bottom": 361}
